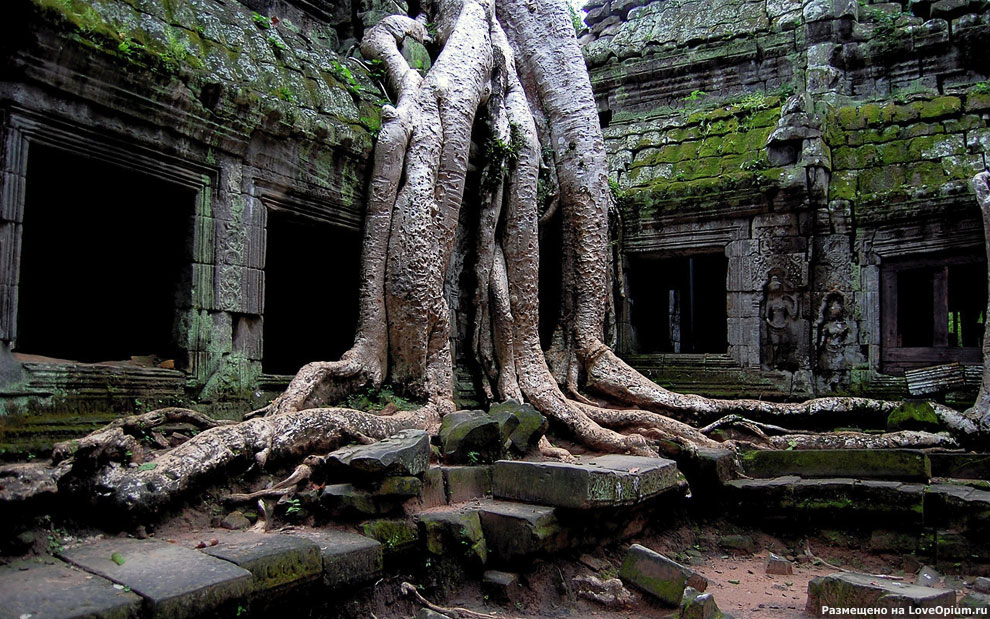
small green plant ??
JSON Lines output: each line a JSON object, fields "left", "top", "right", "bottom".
{"left": 684, "top": 89, "right": 707, "bottom": 102}
{"left": 274, "top": 86, "right": 296, "bottom": 102}
{"left": 466, "top": 451, "right": 480, "bottom": 465}
{"left": 740, "top": 157, "right": 770, "bottom": 171}
{"left": 236, "top": 604, "right": 248, "bottom": 617}
{"left": 972, "top": 82, "right": 990, "bottom": 95}
{"left": 268, "top": 35, "right": 286, "bottom": 52}
{"left": 251, "top": 12, "right": 271, "bottom": 29}
{"left": 737, "top": 91, "right": 768, "bottom": 111}
{"left": 284, "top": 498, "right": 302, "bottom": 515}
{"left": 567, "top": 3, "right": 585, "bottom": 35}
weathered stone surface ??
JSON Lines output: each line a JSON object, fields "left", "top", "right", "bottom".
{"left": 975, "top": 576, "right": 990, "bottom": 594}
{"left": 444, "top": 465, "right": 493, "bottom": 503}
{"left": 482, "top": 570, "right": 524, "bottom": 605}
{"left": 806, "top": 572, "right": 956, "bottom": 615}
{"left": 439, "top": 410, "right": 502, "bottom": 464}
{"left": 419, "top": 466, "right": 447, "bottom": 508}
{"left": 477, "top": 500, "right": 563, "bottom": 561}
{"left": 619, "top": 544, "right": 708, "bottom": 606}
{"left": 220, "top": 511, "right": 252, "bottom": 530}
{"left": 915, "top": 565, "right": 940, "bottom": 587}
{"left": 417, "top": 510, "right": 487, "bottom": 565}
{"left": 492, "top": 455, "right": 679, "bottom": 508}
{"left": 59, "top": 538, "right": 252, "bottom": 619}
{"left": 679, "top": 586, "right": 723, "bottom": 619}
{"left": 0, "top": 557, "right": 143, "bottom": 619}
{"left": 739, "top": 449, "right": 931, "bottom": 481}
{"left": 326, "top": 429, "right": 430, "bottom": 478}
{"left": 765, "top": 552, "right": 793, "bottom": 575}
{"left": 415, "top": 609, "right": 453, "bottom": 619}
{"left": 201, "top": 532, "right": 322, "bottom": 592}
{"left": 322, "top": 476, "right": 423, "bottom": 515}
{"left": 294, "top": 529, "right": 382, "bottom": 590}
{"left": 961, "top": 592, "right": 990, "bottom": 611}
{"left": 489, "top": 399, "right": 549, "bottom": 454}
{"left": 929, "top": 453, "right": 990, "bottom": 479}
{"left": 360, "top": 519, "right": 420, "bottom": 556}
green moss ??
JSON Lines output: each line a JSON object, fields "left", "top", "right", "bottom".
{"left": 830, "top": 170, "right": 858, "bottom": 200}
{"left": 966, "top": 92, "right": 990, "bottom": 113}
{"left": 361, "top": 519, "right": 419, "bottom": 552}
{"left": 887, "top": 400, "right": 940, "bottom": 432}
{"left": 919, "top": 96, "right": 962, "bottom": 120}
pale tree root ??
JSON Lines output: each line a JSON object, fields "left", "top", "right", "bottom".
{"left": 399, "top": 581, "right": 498, "bottom": 619}
{"left": 52, "top": 405, "right": 440, "bottom": 518}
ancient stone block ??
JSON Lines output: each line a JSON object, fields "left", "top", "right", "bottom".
{"left": 619, "top": 544, "right": 708, "bottom": 606}
{"left": 59, "top": 538, "right": 252, "bottom": 619}
{"left": 444, "top": 465, "right": 493, "bottom": 503}
{"left": 679, "top": 586, "right": 723, "bottom": 619}
{"left": 489, "top": 399, "right": 548, "bottom": 454}
{"left": 765, "top": 552, "right": 794, "bottom": 575}
{"left": 477, "top": 500, "right": 562, "bottom": 562}
{"left": 326, "top": 429, "right": 430, "bottom": 479}
{"left": 417, "top": 510, "right": 487, "bottom": 565}
{"left": 294, "top": 530, "right": 383, "bottom": 590}
{"left": 202, "top": 532, "right": 322, "bottom": 592}
{"left": 739, "top": 448, "right": 930, "bottom": 480}
{"left": 439, "top": 410, "right": 502, "bottom": 464}
{"left": 0, "top": 557, "right": 143, "bottom": 619}
{"left": 806, "top": 572, "right": 955, "bottom": 615}
{"left": 492, "top": 455, "right": 679, "bottom": 509}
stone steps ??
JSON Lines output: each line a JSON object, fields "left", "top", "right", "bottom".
{"left": 718, "top": 447, "right": 990, "bottom": 560}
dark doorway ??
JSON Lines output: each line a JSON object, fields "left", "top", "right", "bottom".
{"left": 263, "top": 210, "right": 361, "bottom": 375}
{"left": 17, "top": 144, "right": 195, "bottom": 364}
{"left": 625, "top": 252, "right": 728, "bottom": 354}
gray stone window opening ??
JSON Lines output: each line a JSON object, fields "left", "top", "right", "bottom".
{"left": 881, "top": 252, "right": 987, "bottom": 373}
{"left": 623, "top": 252, "right": 728, "bottom": 354}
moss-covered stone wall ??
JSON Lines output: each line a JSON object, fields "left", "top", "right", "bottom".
{"left": 585, "top": 0, "right": 990, "bottom": 401}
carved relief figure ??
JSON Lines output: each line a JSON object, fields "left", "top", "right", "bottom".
{"left": 762, "top": 270, "right": 799, "bottom": 370}
{"left": 816, "top": 292, "right": 849, "bottom": 372}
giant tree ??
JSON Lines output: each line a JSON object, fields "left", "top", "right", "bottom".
{"left": 36, "top": 0, "right": 984, "bottom": 516}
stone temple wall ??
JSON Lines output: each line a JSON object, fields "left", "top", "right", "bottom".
{"left": 584, "top": 0, "right": 990, "bottom": 401}
{"left": 0, "top": 0, "right": 384, "bottom": 448}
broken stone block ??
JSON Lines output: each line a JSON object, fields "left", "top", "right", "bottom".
{"left": 679, "top": 586, "right": 724, "bottom": 619}
{"left": 975, "top": 576, "right": 990, "bottom": 594}
{"left": 326, "top": 429, "right": 430, "bottom": 479}
{"left": 443, "top": 465, "right": 493, "bottom": 503}
{"left": 765, "top": 552, "right": 793, "bottom": 575}
{"left": 915, "top": 565, "right": 940, "bottom": 587}
{"left": 806, "top": 572, "right": 956, "bottom": 616}
{"left": 619, "top": 543, "right": 708, "bottom": 606}
{"left": 439, "top": 410, "right": 502, "bottom": 464}
{"left": 739, "top": 448, "right": 931, "bottom": 481}
{"left": 489, "top": 399, "right": 549, "bottom": 454}
{"left": 573, "top": 574, "right": 632, "bottom": 609}
{"left": 417, "top": 510, "right": 487, "bottom": 566}
{"left": 220, "top": 511, "right": 252, "bottom": 530}
{"left": 477, "top": 500, "right": 563, "bottom": 561}
{"left": 493, "top": 455, "right": 679, "bottom": 508}
{"left": 202, "top": 532, "right": 322, "bottom": 592}
{"left": 482, "top": 570, "right": 524, "bottom": 605}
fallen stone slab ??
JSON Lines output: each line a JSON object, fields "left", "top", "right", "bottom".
{"left": 0, "top": 556, "right": 143, "bottom": 619}
{"left": 443, "top": 465, "right": 493, "bottom": 503}
{"left": 619, "top": 543, "right": 708, "bottom": 606}
{"left": 439, "top": 410, "right": 502, "bottom": 464}
{"left": 739, "top": 449, "right": 931, "bottom": 481}
{"left": 806, "top": 572, "right": 956, "bottom": 616}
{"left": 680, "top": 586, "right": 729, "bottom": 619}
{"left": 293, "top": 529, "right": 383, "bottom": 590}
{"left": 59, "top": 538, "right": 252, "bottom": 619}
{"left": 477, "top": 500, "right": 563, "bottom": 562}
{"left": 915, "top": 565, "right": 940, "bottom": 587}
{"left": 492, "top": 455, "right": 679, "bottom": 509}
{"left": 326, "top": 429, "right": 430, "bottom": 479}
{"left": 765, "top": 552, "right": 793, "bottom": 575}
{"left": 482, "top": 570, "right": 524, "bottom": 605}
{"left": 321, "top": 477, "right": 423, "bottom": 515}
{"left": 201, "top": 532, "right": 322, "bottom": 593}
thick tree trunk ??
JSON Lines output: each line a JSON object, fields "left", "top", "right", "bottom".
{"left": 969, "top": 171, "right": 990, "bottom": 431}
